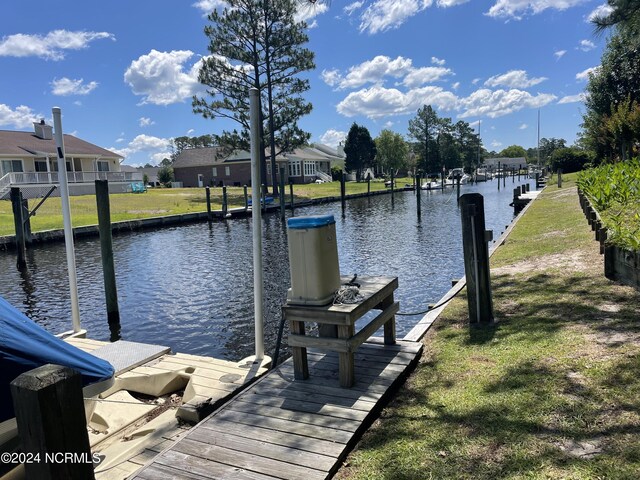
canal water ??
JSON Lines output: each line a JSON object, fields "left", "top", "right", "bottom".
{"left": 0, "top": 180, "right": 533, "bottom": 360}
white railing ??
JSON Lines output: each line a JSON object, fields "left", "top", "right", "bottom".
{"left": 316, "top": 170, "right": 332, "bottom": 182}
{"left": 6, "top": 171, "right": 142, "bottom": 185}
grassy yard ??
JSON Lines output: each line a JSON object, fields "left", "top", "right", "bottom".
{"left": 337, "top": 175, "right": 640, "bottom": 479}
{"left": 0, "top": 179, "right": 408, "bottom": 237}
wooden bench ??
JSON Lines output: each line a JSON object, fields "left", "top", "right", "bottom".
{"left": 283, "top": 275, "right": 398, "bottom": 387}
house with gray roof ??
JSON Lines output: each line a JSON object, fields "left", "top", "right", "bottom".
{"left": 0, "top": 120, "right": 137, "bottom": 199}
{"left": 173, "top": 145, "right": 340, "bottom": 187}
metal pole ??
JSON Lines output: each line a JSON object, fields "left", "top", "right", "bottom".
{"left": 52, "top": 107, "right": 81, "bottom": 333}
{"left": 249, "top": 88, "right": 264, "bottom": 360}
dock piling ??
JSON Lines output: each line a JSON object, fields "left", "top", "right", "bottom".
{"left": 95, "top": 180, "right": 121, "bottom": 335}
{"left": 459, "top": 193, "right": 494, "bottom": 324}
{"left": 10, "top": 187, "right": 27, "bottom": 269}
{"left": 11, "top": 365, "right": 96, "bottom": 480}
{"left": 205, "top": 186, "right": 212, "bottom": 221}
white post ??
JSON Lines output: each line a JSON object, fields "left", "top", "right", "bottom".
{"left": 249, "top": 88, "right": 265, "bottom": 360}
{"left": 52, "top": 107, "right": 81, "bottom": 333}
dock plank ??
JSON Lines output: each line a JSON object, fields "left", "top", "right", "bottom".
{"left": 174, "top": 437, "right": 327, "bottom": 480}
{"left": 133, "top": 340, "right": 423, "bottom": 480}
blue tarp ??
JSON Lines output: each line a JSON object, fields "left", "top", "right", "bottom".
{"left": 0, "top": 295, "right": 115, "bottom": 422}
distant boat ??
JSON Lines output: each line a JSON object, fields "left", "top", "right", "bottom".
{"left": 474, "top": 167, "right": 491, "bottom": 182}
{"left": 421, "top": 179, "right": 441, "bottom": 190}
{"left": 444, "top": 168, "right": 471, "bottom": 185}
{"left": 247, "top": 196, "right": 274, "bottom": 206}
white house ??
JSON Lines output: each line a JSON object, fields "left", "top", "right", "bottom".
{"left": 0, "top": 121, "right": 140, "bottom": 199}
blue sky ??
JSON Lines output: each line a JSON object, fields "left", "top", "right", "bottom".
{"left": 0, "top": 0, "right": 609, "bottom": 166}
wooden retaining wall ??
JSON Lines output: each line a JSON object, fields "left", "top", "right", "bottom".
{"left": 577, "top": 189, "right": 640, "bottom": 290}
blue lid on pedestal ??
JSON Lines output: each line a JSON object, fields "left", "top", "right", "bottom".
{"left": 287, "top": 215, "right": 335, "bottom": 229}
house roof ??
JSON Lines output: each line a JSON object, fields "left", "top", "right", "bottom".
{"left": 0, "top": 130, "right": 122, "bottom": 159}
{"left": 173, "top": 147, "right": 289, "bottom": 168}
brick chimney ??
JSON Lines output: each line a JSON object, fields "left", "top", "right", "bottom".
{"left": 33, "top": 119, "right": 53, "bottom": 140}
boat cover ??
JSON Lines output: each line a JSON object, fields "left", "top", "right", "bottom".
{"left": 0, "top": 295, "right": 115, "bottom": 422}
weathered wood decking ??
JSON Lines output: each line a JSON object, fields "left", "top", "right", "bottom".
{"left": 63, "top": 337, "right": 268, "bottom": 480}
{"left": 132, "top": 339, "right": 422, "bottom": 480}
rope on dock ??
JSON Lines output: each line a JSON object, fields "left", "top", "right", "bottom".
{"left": 333, "top": 285, "right": 364, "bottom": 305}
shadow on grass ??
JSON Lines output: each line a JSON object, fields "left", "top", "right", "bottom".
{"left": 341, "top": 268, "right": 640, "bottom": 479}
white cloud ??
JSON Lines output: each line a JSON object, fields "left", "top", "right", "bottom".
{"left": 186, "top": 128, "right": 195, "bottom": 135}
{"left": 124, "top": 49, "right": 203, "bottom": 105}
{"left": 486, "top": 0, "right": 585, "bottom": 20}
{"left": 327, "top": 55, "right": 413, "bottom": 89}
{"left": 109, "top": 134, "right": 171, "bottom": 164}
{"left": 0, "top": 104, "right": 42, "bottom": 128}
{"left": 192, "top": 0, "right": 226, "bottom": 15}
{"left": 451, "top": 81, "right": 460, "bottom": 90}
{"left": 319, "top": 129, "right": 347, "bottom": 147}
{"left": 458, "top": 88, "right": 557, "bottom": 118}
{"left": 554, "top": 50, "right": 567, "bottom": 60}
{"left": 472, "top": 78, "right": 481, "bottom": 85}
{"left": 359, "top": 0, "right": 433, "bottom": 35}
{"left": 558, "top": 93, "right": 585, "bottom": 104}
{"left": 437, "top": 0, "right": 470, "bottom": 5}
{"left": 431, "top": 56, "right": 445, "bottom": 66}
{"left": 519, "top": 123, "right": 528, "bottom": 129}
{"left": 587, "top": 3, "right": 613, "bottom": 22}
{"left": 0, "top": 30, "right": 114, "bottom": 60}
{"left": 578, "top": 39, "right": 596, "bottom": 52}
{"left": 321, "top": 68, "right": 342, "bottom": 87}
{"left": 51, "top": 77, "right": 98, "bottom": 96}
{"left": 295, "top": 3, "right": 329, "bottom": 23}
{"left": 576, "top": 66, "right": 600, "bottom": 82}
{"left": 323, "top": 55, "right": 452, "bottom": 90}
{"left": 484, "top": 70, "right": 547, "bottom": 88}
{"left": 139, "top": 117, "right": 155, "bottom": 127}
{"left": 336, "top": 84, "right": 457, "bottom": 118}
{"left": 402, "top": 66, "right": 453, "bottom": 87}
{"left": 491, "top": 140, "right": 503, "bottom": 148}
{"left": 344, "top": 1, "right": 365, "bottom": 16}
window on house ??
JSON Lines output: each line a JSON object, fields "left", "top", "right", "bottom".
{"left": 212, "top": 167, "right": 217, "bottom": 177}
{"left": 97, "top": 161, "right": 110, "bottom": 172}
{"left": 304, "top": 161, "right": 316, "bottom": 176}
{"left": 1, "top": 160, "right": 23, "bottom": 176}
{"left": 225, "top": 166, "right": 231, "bottom": 176}
{"left": 34, "top": 160, "right": 48, "bottom": 172}
{"left": 289, "top": 160, "right": 301, "bottom": 177}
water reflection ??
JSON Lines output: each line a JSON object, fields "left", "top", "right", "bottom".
{"left": 0, "top": 181, "right": 533, "bottom": 360}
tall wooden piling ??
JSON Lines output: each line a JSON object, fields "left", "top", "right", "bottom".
{"left": 497, "top": 162, "right": 501, "bottom": 190}
{"left": 243, "top": 185, "right": 249, "bottom": 211}
{"left": 279, "top": 167, "right": 286, "bottom": 220}
{"left": 459, "top": 193, "right": 494, "bottom": 324}
{"left": 222, "top": 186, "right": 228, "bottom": 217}
{"left": 416, "top": 174, "right": 421, "bottom": 217}
{"left": 289, "top": 180, "right": 295, "bottom": 215}
{"left": 10, "top": 187, "right": 27, "bottom": 269}
{"left": 340, "top": 171, "right": 346, "bottom": 213}
{"left": 456, "top": 176, "right": 461, "bottom": 200}
{"left": 390, "top": 171, "right": 395, "bottom": 200}
{"left": 11, "top": 365, "right": 96, "bottom": 480}
{"left": 557, "top": 168, "right": 563, "bottom": 188}
{"left": 367, "top": 176, "right": 371, "bottom": 196}
{"left": 205, "top": 186, "right": 212, "bottom": 221}
{"left": 95, "top": 180, "right": 120, "bottom": 329}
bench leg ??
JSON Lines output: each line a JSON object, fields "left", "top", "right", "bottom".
{"left": 338, "top": 325, "right": 355, "bottom": 387}
{"left": 378, "top": 294, "right": 396, "bottom": 345}
{"left": 290, "top": 320, "right": 309, "bottom": 380}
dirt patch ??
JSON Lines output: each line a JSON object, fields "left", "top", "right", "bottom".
{"left": 556, "top": 436, "right": 604, "bottom": 458}
{"left": 492, "top": 250, "right": 598, "bottom": 276}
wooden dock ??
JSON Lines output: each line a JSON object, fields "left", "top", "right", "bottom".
{"left": 63, "top": 337, "right": 268, "bottom": 480}
{"left": 132, "top": 339, "right": 422, "bottom": 480}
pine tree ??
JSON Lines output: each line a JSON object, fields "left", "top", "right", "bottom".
{"left": 192, "top": 0, "right": 314, "bottom": 193}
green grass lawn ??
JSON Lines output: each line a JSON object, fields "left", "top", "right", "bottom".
{"left": 337, "top": 175, "right": 640, "bottom": 479}
{"left": 0, "top": 178, "right": 410, "bottom": 237}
